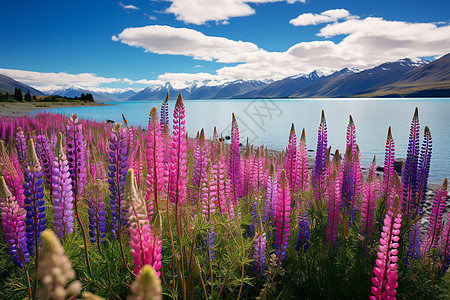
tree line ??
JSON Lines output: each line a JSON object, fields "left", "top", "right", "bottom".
{"left": 0, "top": 89, "right": 95, "bottom": 102}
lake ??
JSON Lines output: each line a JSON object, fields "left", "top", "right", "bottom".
{"left": 33, "top": 98, "right": 450, "bottom": 183}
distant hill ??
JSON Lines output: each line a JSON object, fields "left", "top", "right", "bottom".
{"left": 0, "top": 74, "right": 45, "bottom": 96}
{"left": 45, "top": 86, "right": 139, "bottom": 101}
{"left": 356, "top": 53, "right": 450, "bottom": 97}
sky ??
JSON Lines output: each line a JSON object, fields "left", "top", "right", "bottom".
{"left": 0, "top": 0, "right": 449, "bottom": 92}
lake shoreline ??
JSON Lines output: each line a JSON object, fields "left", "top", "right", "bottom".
{"left": 0, "top": 101, "right": 110, "bottom": 117}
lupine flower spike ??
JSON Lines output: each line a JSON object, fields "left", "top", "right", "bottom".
{"left": 23, "top": 139, "right": 46, "bottom": 257}
{"left": 440, "top": 215, "right": 450, "bottom": 273}
{"left": 0, "top": 140, "right": 25, "bottom": 207}
{"left": 88, "top": 179, "right": 107, "bottom": 249}
{"left": 201, "top": 161, "right": 215, "bottom": 261}
{"left": 191, "top": 128, "right": 208, "bottom": 204}
{"left": 382, "top": 127, "right": 395, "bottom": 199}
{"left": 296, "top": 212, "right": 310, "bottom": 252}
{"left": 228, "top": 113, "right": 244, "bottom": 207}
{"left": 36, "top": 230, "right": 81, "bottom": 300}
{"left": 312, "top": 110, "right": 327, "bottom": 203}
{"left": 284, "top": 123, "right": 297, "bottom": 192}
{"left": 51, "top": 132, "right": 74, "bottom": 239}
{"left": 253, "top": 232, "right": 267, "bottom": 275}
{"left": 415, "top": 126, "right": 432, "bottom": 214}
{"left": 361, "top": 156, "right": 380, "bottom": 250}
{"left": 326, "top": 150, "right": 342, "bottom": 245}
{"left": 275, "top": 169, "right": 291, "bottom": 261}
{"left": 295, "top": 128, "right": 309, "bottom": 192}
{"left": 371, "top": 195, "right": 402, "bottom": 300}
{"left": 211, "top": 142, "right": 226, "bottom": 215}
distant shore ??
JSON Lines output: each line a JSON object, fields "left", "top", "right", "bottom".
{"left": 0, "top": 101, "right": 109, "bottom": 117}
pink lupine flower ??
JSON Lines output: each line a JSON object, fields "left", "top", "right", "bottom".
{"left": 275, "top": 169, "right": 291, "bottom": 261}
{"left": 284, "top": 124, "right": 297, "bottom": 192}
{"left": 382, "top": 127, "right": 396, "bottom": 198}
{"left": 211, "top": 142, "right": 226, "bottom": 215}
{"left": 191, "top": 128, "right": 208, "bottom": 204}
{"left": 228, "top": 113, "right": 243, "bottom": 206}
{"left": 361, "top": 157, "right": 381, "bottom": 244}
{"left": 0, "top": 141, "right": 25, "bottom": 207}
{"left": 295, "top": 128, "right": 309, "bottom": 192}
{"left": 326, "top": 150, "right": 342, "bottom": 245}
{"left": 371, "top": 196, "right": 402, "bottom": 300}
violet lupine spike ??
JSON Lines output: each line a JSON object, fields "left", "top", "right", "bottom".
{"left": 295, "top": 128, "right": 309, "bottom": 192}
{"left": 382, "top": 127, "right": 396, "bottom": 198}
{"left": 361, "top": 157, "right": 380, "bottom": 243}
{"left": 160, "top": 92, "right": 169, "bottom": 133}
{"left": 36, "top": 135, "right": 55, "bottom": 194}
{"left": 228, "top": 113, "right": 244, "bottom": 206}
{"left": 201, "top": 161, "right": 215, "bottom": 261}
{"left": 346, "top": 115, "right": 357, "bottom": 151}
{"left": 341, "top": 147, "right": 355, "bottom": 221}
{"left": 251, "top": 147, "right": 265, "bottom": 195}
{"left": 15, "top": 127, "right": 27, "bottom": 167}
{"left": 66, "top": 114, "right": 87, "bottom": 198}
{"left": 440, "top": 218, "right": 450, "bottom": 273}
{"left": 252, "top": 232, "right": 267, "bottom": 276}
{"left": 247, "top": 197, "right": 258, "bottom": 238}
{"left": 23, "top": 139, "right": 46, "bottom": 256}
{"left": 275, "top": 169, "right": 291, "bottom": 261}
{"left": 0, "top": 141, "right": 25, "bottom": 207}
{"left": 415, "top": 126, "right": 432, "bottom": 214}
{"left": 370, "top": 196, "right": 402, "bottom": 300}
{"left": 284, "top": 123, "right": 297, "bottom": 192}
{"left": 88, "top": 180, "right": 106, "bottom": 245}
{"left": 243, "top": 141, "right": 254, "bottom": 197}
{"left": 262, "top": 164, "right": 275, "bottom": 225}
{"left": 406, "top": 222, "right": 421, "bottom": 266}
{"left": 51, "top": 133, "right": 74, "bottom": 239}
{"left": 402, "top": 107, "right": 420, "bottom": 218}
{"left": 108, "top": 123, "right": 128, "bottom": 238}
{"left": 123, "top": 169, "right": 162, "bottom": 276}
{"left": 191, "top": 128, "right": 208, "bottom": 204}
{"left": 169, "top": 94, "right": 188, "bottom": 206}
{"left": 296, "top": 212, "right": 310, "bottom": 252}
{"left": 211, "top": 142, "right": 226, "bottom": 215}
{"left": 146, "top": 106, "right": 165, "bottom": 213}
{"left": 422, "top": 179, "right": 448, "bottom": 255}
{"left": 269, "top": 166, "right": 278, "bottom": 225}
{"left": 0, "top": 176, "right": 30, "bottom": 268}
{"left": 312, "top": 110, "right": 328, "bottom": 203}
{"left": 326, "top": 151, "right": 342, "bottom": 245}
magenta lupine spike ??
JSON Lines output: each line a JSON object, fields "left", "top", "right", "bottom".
{"left": 243, "top": 141, "right": 254, "bottom": 197}
{"left": 275, "top": 169, "right": 291, "bottom": 261}
{"left": 228, "top": 113, "right": 244, "bottom": 206}
{"left": 51, "top": 133, "right": 74, "bottom": 239}
{"left": 211, "top": 142, "right": 226, "bottom": 215}
{"left": 15, "top": 127, "right": 27, "bottom": 167}
{"left": 267, "top": 164, "right": 278, "bottom": 225}
{"left": 252, "top": 232, "right": 267, "bottom": 275}
{"left": 123, "top": 169, "right": 162, "bottom": 276}
{"left": 295, "top": 128, "right": 309, "bottom": 192}
{"left": 326, "top": 151, "right": 342, "bottom": 245}
{"left": 371, "top": 196, "right": 402, "bottom": 300}
{"left": 191, "top": 129, "right": 208, "bottom": 204}
{"left": 361, "top": 157, "right": 381, "bottom": 243}
{"left": 160, "top": 92, "right": 169, "bottom": 133}
{"left": 36, "top": 135, "right": 55, "bottom": 194}
{"left": 284, "top": 124, "right": 297, "bottom": 192}
{"left": 0, "top": 176, "right": 30, "bottom": 268}
{"left": 440, "top": 217, "right": 450, "bottom": 273}
{"left": 402, "top": 107, "right": 420, "bottom": 218}
{"left": 422, "top": 179, "right": 448, "bottom": 255}
{"left": 210, "top": 127, "right": 219, "bottom": 157}
{"left": 0, "top": 141, "right": 25, "bottom": 207}
{"left": 122, "top": 114, "right": 134, "bottom": 166}
{"left": 387, "top": 172, "right": 402, "bottom": 209}
{"left": 66, "top": 114, "right": 87, "bottom": 198}
{"left": 169, "top": 94, "right": 188, "bottom": 206}
{"left": 146, "top": 106, "right": 165, "bottom": 212}
{"left": 415, "top": 126, "right": 432, "bottom": 213}
{"left": 251, "top": 147, "right": 266, "bottom": 196}
{"left": 382, "top": 127, "right": 396, "bottom": 198}
{"left": 346, "top": 115, "right": 357, "bottom": 152}
{"left": 130, "top": 144, "right": 143, "bottom": 187}
{"left": 312, "top": 110, "right": 328, "bottom": 203}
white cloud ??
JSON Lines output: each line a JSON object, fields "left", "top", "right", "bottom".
{"left": 289, "top": 9, "right": 350, "bottom": 26}
{"left": 118, "top": 2, "right": 139, "bottom": 12}
{"left": 112, "top": 25, "right": 261, "bottom": 63}
{"left": 164, "top": 0, "right": 305, "bottom": 25}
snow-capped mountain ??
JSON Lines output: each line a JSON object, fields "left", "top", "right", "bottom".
{"left": 45, "top": 86, "right": 141, "bottom": 101}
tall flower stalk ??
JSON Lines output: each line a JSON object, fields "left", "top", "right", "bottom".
{"left": 88, "top": 179, "right": 107, "bottom": 252}
{"left": 284, "top": 123, "right": 297, "bottom": 192}
{"left": 312, "top": 110, "right": 327, "bottom": 203}
{"left": 0, "top": 140, "right": 25, "bottom": 207}
{"left": 228, "top": 113, "right": 243, "bottom": 207}
{"left": 295, "top": 128, "right": 309, "bottom": 192}
{"left": 382, "top": 127, "right": 396, "bottom": 199}
{"left": 191, "top": 128, "right": 208, "bottom": 204}
{"left": 361, "top": 157, "right": 380, "bottom": 251}
{"left": 275, "top": 169, "right": 291, "bottom": 261}
{"left": 326, "top": 150, "right": 342, "bottom": 245}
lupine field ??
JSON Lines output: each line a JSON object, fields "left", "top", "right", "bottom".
{"left": 0, "top": 94, "right": 449, "bottom": 299}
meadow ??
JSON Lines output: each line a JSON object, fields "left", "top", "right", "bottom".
{"left": 0, "top": 94, "right": 449, "bottom": 299}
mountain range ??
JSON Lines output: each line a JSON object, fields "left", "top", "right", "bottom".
{"left": 1, "top": 53, "right": 449, "bottom": 100}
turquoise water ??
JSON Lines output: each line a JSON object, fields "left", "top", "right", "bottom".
{"left": 33, "top": 98, "right": 450, "bottom": 183}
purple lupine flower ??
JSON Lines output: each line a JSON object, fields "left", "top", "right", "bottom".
{"left": 275, "top": 169, "right": 291, "bottom": 261}
{"left": 88, "top": 180, "right": 106, "bottom": 246}
{"left": 15, "top": 127, "right": 27, "bottom": 167}
{"left": 160, "top": 92, "right": 169, "bottom": 133}
{"left": 406, "top": 222, "right": 421, "bottom": 266}
{"left": 326, "top": 151, "right": 342, "bottom": 245}
{"left": 247, "top": 197, "right": 258, "bottom": 238}
{"left": 295, "top": 128, "right": 309, "bottom": 192}
{"left": 415, "top": 126, "right": 432, "bottom": 214}
{"left": 0, "top": 141, "right": 25, "bottom": 207}
{"left": 269, "top": 166, "right": 278, "bottom": 225}
{"left": 341, "top": 147, "right": 355, "bottom": 221}
{"left": 108, "top": 123, "right": 128, "bottom": 238}
{"left": 296, "top": 212, "right": 310, "bottom": 252}
{"left": 51, "top": 133, "right": 74, "bottom": 239}
{"left": 228, "top": 113, "right": 243, "bottom": 206}
{"left": 23, "top": 139, "right": 46, "bottom": 256}
{"left": 312, "top": 110, "right": 327, "bottom": 203}
{"left": 36, "top": 134, "right": 55, "bottom": 194}
{"left": 284, "top": 124, "right": 297, "bottom": 192}
{"left": 66, "top": 114, "right": 87, "bottom": 198}
{"left": 402, "top": 107, "right": 420, "bottom": 218}
{"left": 252, "top": 232, "right": 267, "bottom": 275}
{"left": 361, "top": 157, "right": 380, "bottom": 245}
{"left": 422, "top": 179, "right": 447, "bottom": 255}
{"left": 211, "top": 142, "right": 226, "bottom": 215}
{"left": 0, "top": 176, "right": 30, "bottom": 268}
{"left": 191, "top": 129, "right": 208, "bottom": 204}
{"left": 262, "top": 164, "right": 276, "bottom": 225}
{"left": 440, "top": 218, "right": 450, "bottom": 273}
{"left": 382, "top": 127, "right": 396, "bottom": 198}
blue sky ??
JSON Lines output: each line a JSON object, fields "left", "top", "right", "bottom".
{"left": 0, "top": 0, "right": 449, "bottom": 91}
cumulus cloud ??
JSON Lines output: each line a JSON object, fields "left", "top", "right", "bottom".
{"left": 112, "top": 25, "right": 261, "bottom": 63}
{"left": 289, "top": 9, "right": 350, "bottom": 26}
{"left": 164, "top": 0, "right": 305, "bottom": 25}
{"left": 118, "top": 2, "right": 139, "bottom": 12}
